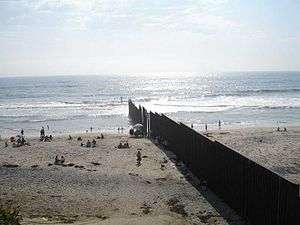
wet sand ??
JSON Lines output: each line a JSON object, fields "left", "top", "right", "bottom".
{"left": 0, "top": 133, "right": 243, "bottom": 225}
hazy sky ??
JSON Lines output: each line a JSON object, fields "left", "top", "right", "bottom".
{"left": 0, "top": 0, "right": 299, "bottom": 76}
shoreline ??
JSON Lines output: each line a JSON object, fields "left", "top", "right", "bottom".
{"left": 1, "top": 121, "right": 300, "bottom": 139}
{"left": 1, "top": 125, "right": 299, "bottom": 184}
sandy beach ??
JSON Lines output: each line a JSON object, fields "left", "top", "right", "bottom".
{"left": 205, "top": 126, "right": 300, "bottom": 184}
{"left": 1, "top": 125, "right": 299, "bottom": 224}
{"left": 0, "top": 133, "right": 243, "bottom": 225}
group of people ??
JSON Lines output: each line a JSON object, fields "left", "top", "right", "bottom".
{"left": 117, "top": 140, "right": 129, "bottom": 149}
{"left": 12, "top": 135, "right": 29, "bottom": 147}
{"left": 277, "top": 127, "right": 288, "bottom": 132}
{"left": 40, "top": 126, "right": 53, "bottom": 142}
{"left": 191, "top": 120, "right": 222, "bottom": 132}
{"left": 54, "top": 155, "right": 65, "bottom": 165}
{"left": 81, "top": 139, "right": 97, "bottom": 148}
{"left": 5, "top": 129, "right": 30, "bottom": 148}
{"left": 117, "top": 127, "right": 124, "bottom": 133}
{"left": 86, "top": 127, "right": 94, "bottom": 133}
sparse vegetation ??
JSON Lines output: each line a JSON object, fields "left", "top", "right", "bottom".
{"left": 0, "top": 206, "right": 21, "bottom": 225}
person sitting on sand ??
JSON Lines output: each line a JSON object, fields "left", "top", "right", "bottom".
{"left": 16, "top": 136, "right": 21, "bottom": 145}
{"left": 77, "top": 136, "right": 82, "bottom": 141}
{"left": 21, "top": 136, "right": 26, "bottom": 145}
{"left": 284, "top": 127, "right": 287, "bottom": 132}
{"left": 49, "top": 135, "right": 53, "bottom": 140}
{"left": 55, "top": 155, "right": 60, "bottom": 165}
{"left": 86, "top": 140, "right": 91, "bottom": 148}
{"left": 92, "top": 139, "right": 96, "bottom": 147}
{"left": 10, "top": 137, "right": 15, "bottom": 142}
{"left": 54, "top": 155, "right": 65, "bottom": 165}
{"left": 117, "top": 142, "right": 122, "bottom": 148}
{"left": 80, "top": 142, "right": 84, "bottom": 147}
{"left": 101, "top": 133, "right": 104, "bottom": 139}
{"left": 44, "top": 136, "right": 52, "bottom": 142}
{"left": 277, "top": 127, "right": 280, "bottom": 132}
{"left": 124, "top": 141, "right": 129, "bottom": 148}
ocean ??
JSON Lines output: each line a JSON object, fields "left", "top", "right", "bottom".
{"left": 0, "top": 71, "right": 299, "bottom": 137}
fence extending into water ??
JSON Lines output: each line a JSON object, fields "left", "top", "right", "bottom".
{"left": 128, "top": 99, "right": 299, "bottom": 225}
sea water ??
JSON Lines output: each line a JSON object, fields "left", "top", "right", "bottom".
{"left": 0, "top": 72, "right": 299, "bottom": 136}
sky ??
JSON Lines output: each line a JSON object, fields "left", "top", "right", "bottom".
{"left": 0, "top": 0, "right": 300, "bottom": 76}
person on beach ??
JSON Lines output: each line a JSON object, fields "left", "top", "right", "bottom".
{"left": 191, "top": 124, "right": 193, "bottom": 128}
{"left": 47, "top": 125, "right": 49, "bottom": 130}
{"left": 101, "top": 133, "right": 104, "bottom": 139}
{"left": 284, "top": 127, "right": 287, "bottom": 132}
{"left": 205, "top": 124, "right": 208, "bottom": 132}
{"left": 277, "top": 127, "right": 280, "bottom": 132}
{"left": 92, "top": 139, "right": 96, "bottom": 147}
{"left": 55, "top": 155, "right": 59, "bottom": 164}
{"left": 68, "top": 135, "right": 72, "bottom": 140}
{"left": 40, "top": 127, "right": 45, "bottom": 138}
{"left": 5, "top": 141, "right": 8, "bottom": 147}
{"left": 90, "top": 127, "right": 93, "bottom": 133}
{"left": 136, "top": 150, "right": 142, "bottom": 166}
{"left": 86, "top": 140, "right": 91, "bottom": 147}
{"left": 121, "top": 127, "right": 124, "bottom": 133}
{"left": 218, "top": 120, "right": 221, "bottom": 129}
{"left": 86, "top": 129, "right": 88, "bottom": 133}
{"left": 21, "top": 129, "right": 24, "bottom": 136}
{"left": 117, "top": 127, "right": 120, "bottom": 133}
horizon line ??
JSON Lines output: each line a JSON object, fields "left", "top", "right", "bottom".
{"left": 0, "top": 70, "right": 300, "bottom": 78}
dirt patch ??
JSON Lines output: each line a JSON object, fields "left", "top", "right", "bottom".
{"left": 167, "top": 198, "right": 187, "bottom": 217}
{"left": 140, "top": 202, "right": 152, "bottom": 215}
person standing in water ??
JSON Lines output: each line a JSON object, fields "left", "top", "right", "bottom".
{"left": 205, "top": 124, "right": 208, "bottom": 132}
{"left": 218, "top": 120, "right": 221, "bottom": 130}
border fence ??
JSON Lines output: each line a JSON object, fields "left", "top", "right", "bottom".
{"left": 128, "top": 99, "right": 299, "bottom": 225}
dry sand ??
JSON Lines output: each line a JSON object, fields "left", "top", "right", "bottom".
{"left": 1, "top": 126, "right": 298, "bottom": 225}
{"left": 205, "top": 126, "right": 300, "bottom": 184}
{"left": 0, "top": 133, "right": 243, "bottom": 225}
